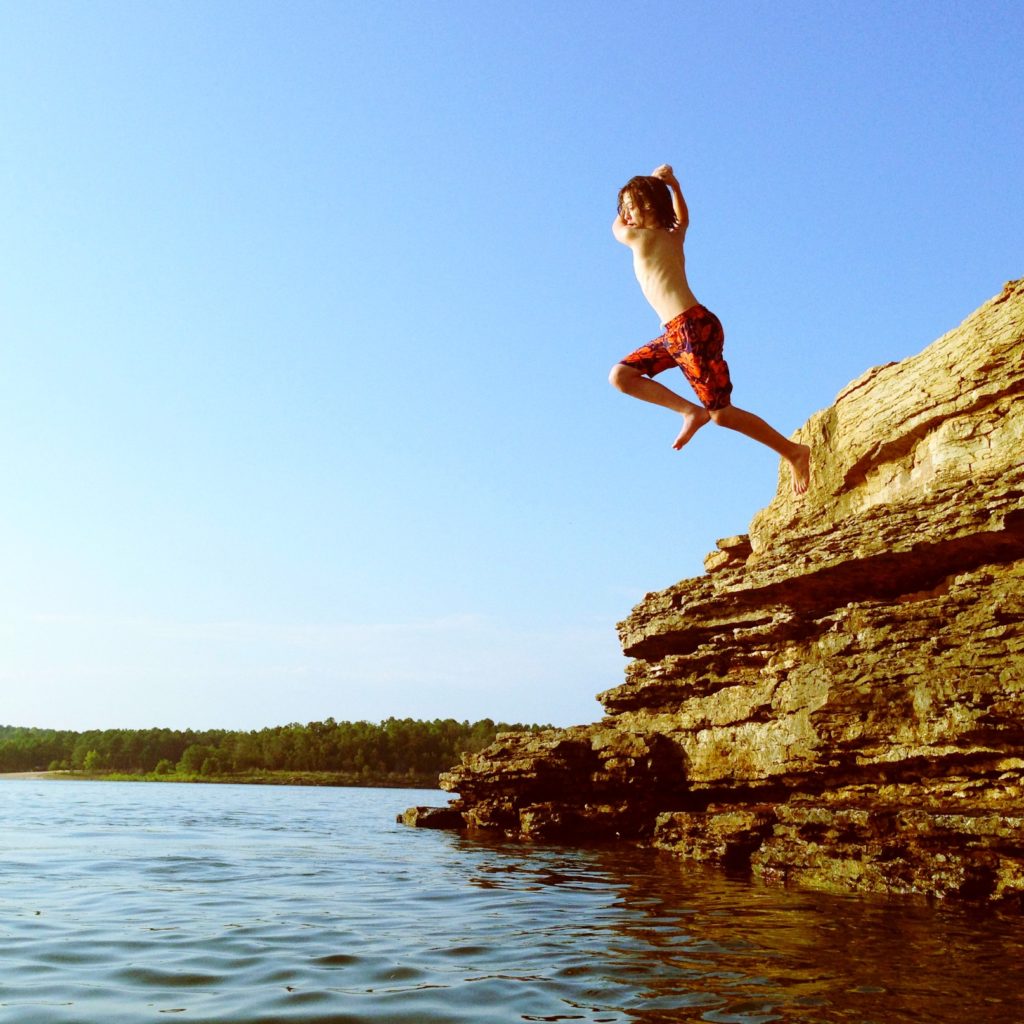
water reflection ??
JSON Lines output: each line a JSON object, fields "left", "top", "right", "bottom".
{"left": 454, "top": 833, "right": 1024, "bottom": 1023}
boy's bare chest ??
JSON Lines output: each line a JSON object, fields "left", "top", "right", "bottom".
{"left": 632, "top": 243, "right": 685, "bottom": 288}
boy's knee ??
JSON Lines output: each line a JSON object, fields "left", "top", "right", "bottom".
{"left": 708, "top": 404, "right": 734, "bottom": 425}
{"left": 609, "top": 362, "right": 639, "bottom": 391}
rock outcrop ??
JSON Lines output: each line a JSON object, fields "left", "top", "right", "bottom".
{"left": 408, "top": 280, "right": 1024, "bottom": 905}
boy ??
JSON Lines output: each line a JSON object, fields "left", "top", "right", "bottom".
{"left": 609, "top": 164, "right": 811, "bottom": 494}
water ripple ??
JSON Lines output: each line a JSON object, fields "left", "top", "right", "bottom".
{"left": 0, "top": 779, "right": 1022, "bottom": 1023}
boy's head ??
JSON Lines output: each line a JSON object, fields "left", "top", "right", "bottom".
{"left": 618, "top": 176, "right": 677, "bottom": 230}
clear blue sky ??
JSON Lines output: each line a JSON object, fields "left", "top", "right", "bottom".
{"left": 1, "top": 1, "right": 1020, "bottom": 731}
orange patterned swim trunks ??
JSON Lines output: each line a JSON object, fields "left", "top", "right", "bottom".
{"left": 619, "top": 304, "right": 734, "bottom": 411}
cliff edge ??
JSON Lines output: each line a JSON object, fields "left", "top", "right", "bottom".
{"left": 411, "top": 279, "right": 1024, "bottom": 905}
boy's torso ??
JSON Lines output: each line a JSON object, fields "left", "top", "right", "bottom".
{"left": 628, "top": 227, "right": 699, "bottom": 325}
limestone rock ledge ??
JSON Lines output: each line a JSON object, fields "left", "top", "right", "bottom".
{"left": 409, "top": 280, "right": 1024, "bottom": 905}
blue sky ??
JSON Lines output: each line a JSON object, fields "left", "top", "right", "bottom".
{"left": 1, "top": 1, "right": 1020, "bottom": 731}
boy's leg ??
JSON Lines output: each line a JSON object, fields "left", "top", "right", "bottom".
{"left": 660, "top": 309, "right": 811, "bottom": 493}
{"left": 609, "top": 363, "right": 710, "bottom": 450}
{"left": 709, "top": 404, "right": 811, "bottom": 494}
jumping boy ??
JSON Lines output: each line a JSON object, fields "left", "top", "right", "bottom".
{"left": 609, "top": 164, "right": 811, "bottom": 494}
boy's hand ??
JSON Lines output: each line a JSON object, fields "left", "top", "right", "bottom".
{"left": 651, "top": 163, "right": 677, "bottom": 183}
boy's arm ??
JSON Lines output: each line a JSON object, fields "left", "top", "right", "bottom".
{"left": 612, "top": 214, "right": 636, "bottom": 245}
{"left": 652, "top": 163, "right": 689, "bottom": 232}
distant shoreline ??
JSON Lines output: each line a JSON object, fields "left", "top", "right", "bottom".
{"left": 0, "top": 771, "right": 65, "bottom": 780}
{"left": 0, "top": 769, "right": 441, "bottom": 789}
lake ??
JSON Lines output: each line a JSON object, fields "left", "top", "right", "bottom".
{"left": 0, "top": 778, "right": 1021, "bottom": 1023}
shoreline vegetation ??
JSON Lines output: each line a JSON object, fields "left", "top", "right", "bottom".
{"left": 0, "top": 718, "right": 549, "bottom": 789}
{"left": 3, "top": 768, "right": 446, "bottom": 788}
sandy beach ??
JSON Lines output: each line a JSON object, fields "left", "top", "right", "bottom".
{"left": 0, "top": 771, "right": 64, "bottom": 780}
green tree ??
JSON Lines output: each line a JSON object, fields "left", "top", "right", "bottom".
{"left": 177, "top": 744, "right": 215, "bottom": 774}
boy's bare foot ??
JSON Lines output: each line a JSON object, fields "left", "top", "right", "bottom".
{"left": 672, "top": 407, "right": 710, "bottom": 450}
{"left": 788, "top": 443, "right": 811, "bottom": 494}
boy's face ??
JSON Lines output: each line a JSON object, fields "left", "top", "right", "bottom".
{"left": 620, "top": 189, "right": 652, "bottom": 228}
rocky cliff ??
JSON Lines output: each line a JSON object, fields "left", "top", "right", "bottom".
{"left": 407, "top": 279, "right": 1024, "bottom": 905}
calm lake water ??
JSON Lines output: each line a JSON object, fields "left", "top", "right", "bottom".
{"left": 0, "top": 779, "right": 1021, "bottom": 1024}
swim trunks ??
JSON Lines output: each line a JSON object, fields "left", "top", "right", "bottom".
{"left": 619, "top": 304, "right": 734, "bottom": 411}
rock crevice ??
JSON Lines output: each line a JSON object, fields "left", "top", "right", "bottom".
{"left": 410, "top": 280, "right": 1024, "bottom": 905}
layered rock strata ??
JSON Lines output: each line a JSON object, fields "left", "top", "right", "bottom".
{"left": 412, "top": 280, "right": 1024, "bottom": 904}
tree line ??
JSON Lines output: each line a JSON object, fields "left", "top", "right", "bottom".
{"left": 0, "top": 717, "right": 547, "bottom": 783}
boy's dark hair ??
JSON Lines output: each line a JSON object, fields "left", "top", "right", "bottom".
{"left": 618, "top": 176, "right": 677, "bottom": 230}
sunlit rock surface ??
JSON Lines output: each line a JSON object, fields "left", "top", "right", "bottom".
{"left": 410, "top": 280, "right": 1024, "bottom": 905}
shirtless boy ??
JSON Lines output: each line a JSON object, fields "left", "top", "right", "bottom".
{"left": 609, "top": 164, "right": 811, "bottom": 494}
